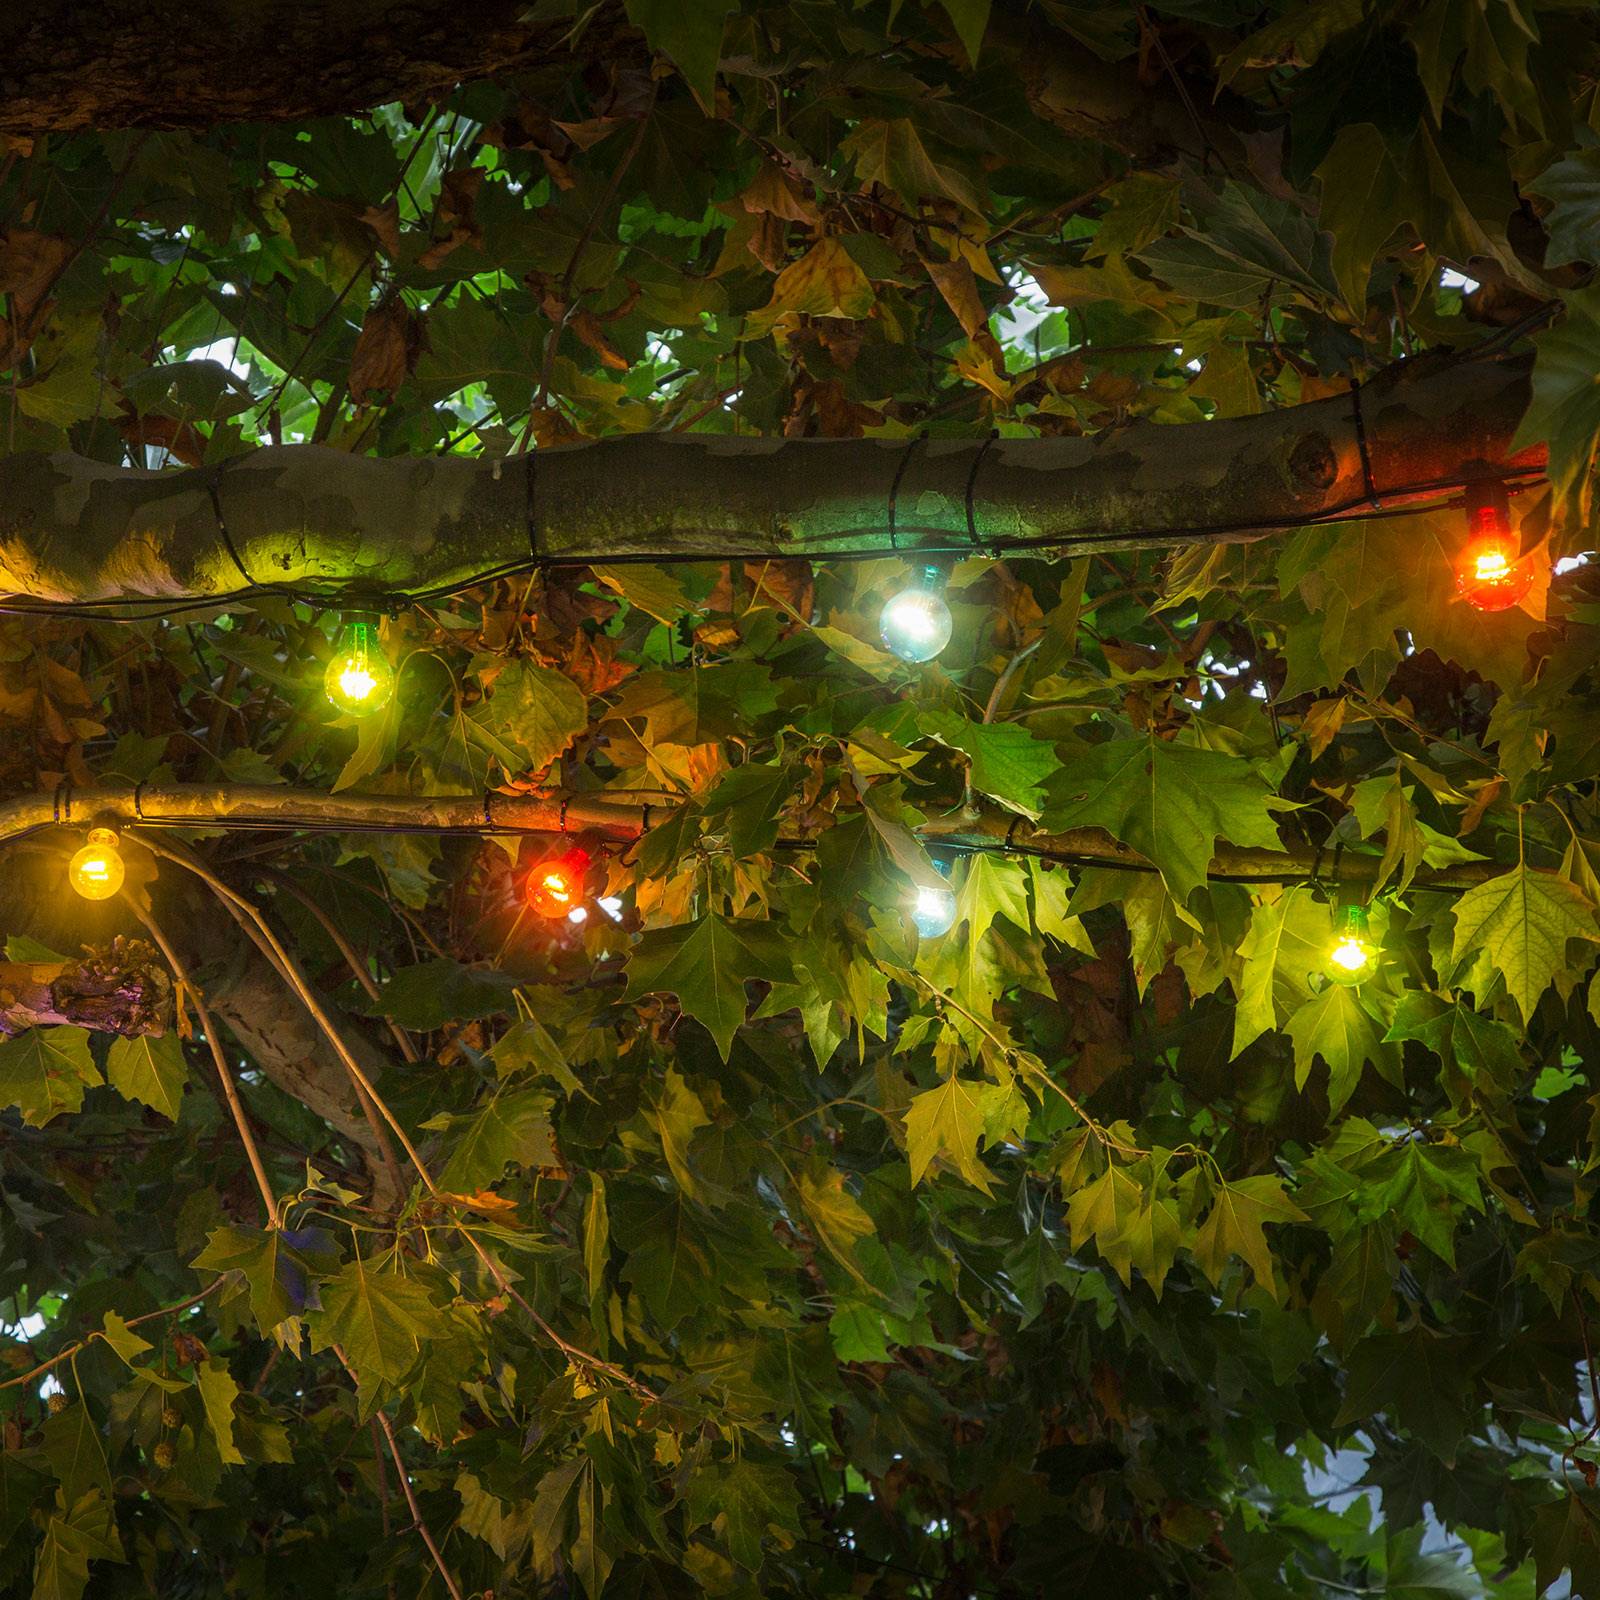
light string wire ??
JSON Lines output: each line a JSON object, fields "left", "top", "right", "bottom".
{"left": 0, "top": 463, "right": 1546, "bottom": 622}
{"left": 7, "top": 793, "right": 1507, "bottom": 894}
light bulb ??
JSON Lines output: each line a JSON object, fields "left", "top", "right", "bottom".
{"left": 879, "top": 564, "right": 953, "bottom": 663}
{"left": 1324, "top": 904, "right": 1377, "bottom": 986}
{"left": 69, "top": 827, "right": 125, "bottom": 900}
{"left": 527, "top": 847, "right": 591, "bottom": 918}
{"left": 910, "top": 881, "right": 957, "bottom": 939}
{"left": 1456, "top": 485, "right": 1533, "bottom": 613}
{"left": 324, "top": 620, "right": 395, "bottom": 714}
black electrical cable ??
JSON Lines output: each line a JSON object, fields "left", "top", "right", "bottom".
{"left": 0, "top": 464, "right": 1545, "bottom": 623}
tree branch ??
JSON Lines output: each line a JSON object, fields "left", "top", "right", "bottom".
{"left": 0, "top": 352, "right": 1543, "bottom": 604}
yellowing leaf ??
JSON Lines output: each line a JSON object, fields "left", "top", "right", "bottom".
{"left": 1449, "top": 864, "right": 1599, "bottom": 1024}
{"left": 904, "top": 1073, "right": 994, "bottom": 1194}
{"left": 1192, "top": 1174, "right": 1307, "bottom": 1300}
{"left": 746, "top": 239, "right": 875, "bottom": 337}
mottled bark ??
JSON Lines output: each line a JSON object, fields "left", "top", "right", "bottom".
{"left": 0, "top": 352, "right": 1542, "bottom": 604}
{"left": 0, "top": 783, "right": 1511, "bottom": 892}
{"left": 0, "top": 2, "right": 585, "bottom": 133}
{"left": 0, "top": 937, "right": 169, "bottom": 1037}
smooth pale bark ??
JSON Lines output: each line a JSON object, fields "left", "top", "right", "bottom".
{"left": 0, "top": 352, "right": 1543, "bottom": 604}
{"left": 0, "top": 783, "right": 1509, "bottom": 895}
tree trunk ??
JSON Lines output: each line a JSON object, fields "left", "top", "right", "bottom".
{"left": 0, "top": 351, "right": 1541, "bottom": 605}
{"left": 0, "top": 2, "right": 588, "bottom": 133}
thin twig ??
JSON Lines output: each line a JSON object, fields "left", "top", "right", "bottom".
{"left": 123, "top": 894, "right": 281, "bottom": 1226}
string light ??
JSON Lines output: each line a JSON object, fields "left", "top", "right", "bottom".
{"left": 69, "top": 827, "right": 126, "bottom": 900}
{"left": 1324, "top": 903, "right": 1377, "bottom": 986}
{"left": 324, "top": 618, "right": 395, "bottom": 714}
{"left": 879, "top": 564, "right": 953, "bottom": 663}
{"left": 1456, "top": 481, "right": 1533, "bottom": 613}
{"left": 526, "top": 846, "right": 591, "bottom": 918}
{"left": 910, "top": 880, "right": 957, "bottom": 939}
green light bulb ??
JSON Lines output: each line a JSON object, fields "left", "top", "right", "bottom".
{"left": 1324, "top": 903, "right": 1378, "bottom": 986}
{"left": 324, "top": 620, "right": 394, "bottom": 715}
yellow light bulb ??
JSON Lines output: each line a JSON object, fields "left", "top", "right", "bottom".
{"left": 69, "top": 827, "right": 126, "bottom": 900}
{"left": 1474, "top": 549, "right": 1510, "bottom": 582}
{"left": 324, "top": 621, "right": 394, "bottom": 714}
{"left": 1324, "top": 905, "right": 1377, "bottom": 986}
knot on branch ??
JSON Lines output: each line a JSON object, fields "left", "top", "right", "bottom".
{"left": 0, "top": 936, "right": 171, "bottom": 1037}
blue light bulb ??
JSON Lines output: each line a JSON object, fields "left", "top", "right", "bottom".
{"left": 879, "top": 564, "right": 953, "bottom": 663}
{"left": 910, "top": 881, "right": 957, "bottom": 939}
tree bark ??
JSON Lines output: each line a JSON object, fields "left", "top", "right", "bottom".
{"left": 0, "top": 2, "right": 587, "bottom": 134}
{"left": 0, "top": 938, "right": 169, "bottom": 1037}
{"left": 0, "top": 351, "right": 1542, "bottom": 605}
{"left": 0, "top": 782, "right": 1514, "bottom": 893}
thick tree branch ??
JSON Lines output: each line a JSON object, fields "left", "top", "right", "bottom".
{"left": 0, "top": 353, "right": 1544, "bottom": 604}
{"left": 0, "top": 782, "right": 1511, "bottom": 897}
{"left": 0, "top": 3, "right": 591, "bottom": 133}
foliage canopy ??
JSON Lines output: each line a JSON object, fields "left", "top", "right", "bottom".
{"left": 3, "top": 1, "right": 1600, "bottom": 1597}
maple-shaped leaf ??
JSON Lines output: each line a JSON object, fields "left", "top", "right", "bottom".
{"left": 308, "top": 1253, "right": 438, "bottom": 1388}
{"left": 1043, "top": 734, "right": 1284, "bottom": 919}
{"left": 0, "top": 1026, "right": 99, "bottom": 1127}
{"left": 1231, "top": 886, "right": 1329, "bottom": 1057}
{"left": 1370, "top": 1141, "right": 1483, "bottom": 1267}
{"left": 1285, "top": 984, "right": 1395, "bottom": 1114}
{"left": 1450, "top": 864, "right": 1599, "bottom": 1024}
{"left": 1534, "top": 1488, "right": 1600, "bottom": 1600}
{"left": 105, "top": 1032, "right": 188, "bottom": 1122}
{"left": 467, "top": 659, "right": 588, "bottom": 779}
{"left": 685, "top": 1459, "right": 801, "bottom": 1572}
{"left": 625, "top": 913, "right": 793, "bottom": 1060}
{"left": 426, "top": 1087, "right": 558, "bottom": 1193}
{"left": 1192, "top": 1174, "right": 1307, "bottom": 1301}
{"left": 191, "top": 1225, "right": 340, "bottom": 1337}
{"left": 1335, "top": 1327, "right": 1479, "bottom": 1464}
{"left": 904, "top": 1073, "right": 994, "bottom": 1194}
{"left": 195, "top": 1359, "right": 244, "bottom": 1467}
{"left": 31, "top": 1491, "right": 123, "bottom": 1600}
{"left": 795, "top": 1160, "right": 876, "bottom": 1288}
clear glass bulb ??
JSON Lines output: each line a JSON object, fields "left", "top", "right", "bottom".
{"left": 324, "top": 620, "right": 395, "bottom": 714}
{"left": 879, "top": 566, "right": 953, "bottom": 663}
{"left": 911, "top": 882, "right": 957, "bottom": 939}
{"left": 69, "top": 827, "right": 125, "bottom": 900}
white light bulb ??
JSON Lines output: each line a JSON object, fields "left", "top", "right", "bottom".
{"left": 879, "top": 566, "right": 953, "bottom": 663}
{"left": 911, "top": 882, "right": 957, "bottom": 939}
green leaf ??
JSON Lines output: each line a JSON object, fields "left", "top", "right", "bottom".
{"left": 309, "top": 1253, "right": 438, "bottom": 1388}
{"left": 104, "top": 1032, "right": 187, "bottom": 1121}
{"left": 31, "top": 1492, "right": 122, "bottom": 1600}
{"left": 1045, "top": 735, "right": 1284, "bottom": 919}
{"left": 1192, "top": 1174, "right": 1308, "bottom": 1301}
{"left": 1313, "top": 123, "right": 1414, "bottom": 312}
{"left": 1449, "top": 864, "right": 1599, "bottom": 1024}
{"left": 190, "top": 1225, "right": 339, "bottom": 1337}
{"left": 1231, "top": 886, "right": 1329, "bottom": 1057}
{"left": 795, "top": 1160, "right": 876, "bottom": 1287}
{"left": 648, "top": 1068, "right": 710, "bottom": 1199}
{"left": 365, "top": 959, "right": 519, "bottom": 1031}
{"left": 0, "top": 1027, "right": 99, "bottom": 1127}
{"left": 904, "top": 1073, "right": 995, "bottom": 1194}
{"left": 1335, "top": 1327, "right": 1478, "bottom": 1464}
{"left": 1528, "top": 133, "right": 1600, "bottom": 268}
{"left": 95, "top": 1313, "right": 151, "bottom": 1367}
{"left": 467, "top": 660, "right": 588, "bottom": 780}
{"left": 1285, "top": 984, "right": 1392, "bottom": 1114}
{"left": 686, "top": 1460, "right": 801, "bottom": 1572}
{"left": 917, "top": 709, "right": 1058, "bottom": 819}
{"left": 1512, "top": 284, "right": 1600, "bottom": 522}
{"left": 429, "top": 1087, "right": 557, "bottom": 1193}
{"left": 1533, "top": 1488, "right": 1600, "bottom": 1600}
{"left": 195, "top": 1360, "right": 245, "bottom": 1467}
{"left": 624, "top": 0, "right": 738, "bottom": 110}
{"left": 625, "top": 913, "right": 793, "bottom": 1060}
{"left": 1372, "top": 1141, "right": 1483, "bottom": 1267}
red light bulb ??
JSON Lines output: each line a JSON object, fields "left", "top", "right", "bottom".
{"left": 526, "top": 846, "right": 591, "bottom": 918}
{"left": 1456, "top": 484, "right": 1532, "bottom": 613}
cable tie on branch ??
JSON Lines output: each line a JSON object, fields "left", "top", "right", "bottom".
{"left": 482, "top": 791, "right": 494, "bottom": 830}
{"left": 1350, "top": 379, "right": 1383, "bottom": 512}
{"left": 966, "top": 429, "right": 1001, "bottom": 557}
{"left": 558, "top": 795, "right": 570, "bottom": 834}
{"left": 1005, "top": 816, "right": 1023, "bottom": 851}
{"left": 640, "top": 802, "right": 652, "bottom": 832}
{"left": 52, "top": 780, "right": 68, "bottom": 825}
{"left": 886, "top": 430, "right": 928, "bottom": 554}
{"left": 131, "top": 782, "right": 145, "bottom": 821}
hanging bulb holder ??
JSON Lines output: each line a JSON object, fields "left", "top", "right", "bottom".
{"left": 69, "top": 825, "right": 126, "bottom": 900}
{"left": 525, "top": 840, "right": 595, "bottom": 919}
{"left": 325, "top": 613, "right": 396, "bottom": 714}
{"left": 879, "top": 561, "right": 954, "bottom": 664}
{"left": 1457, "top": 480, "right": 1533, "bottom": 613}
{"left": 1324, "top": 902, "right": 1378, "bottom": 986}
